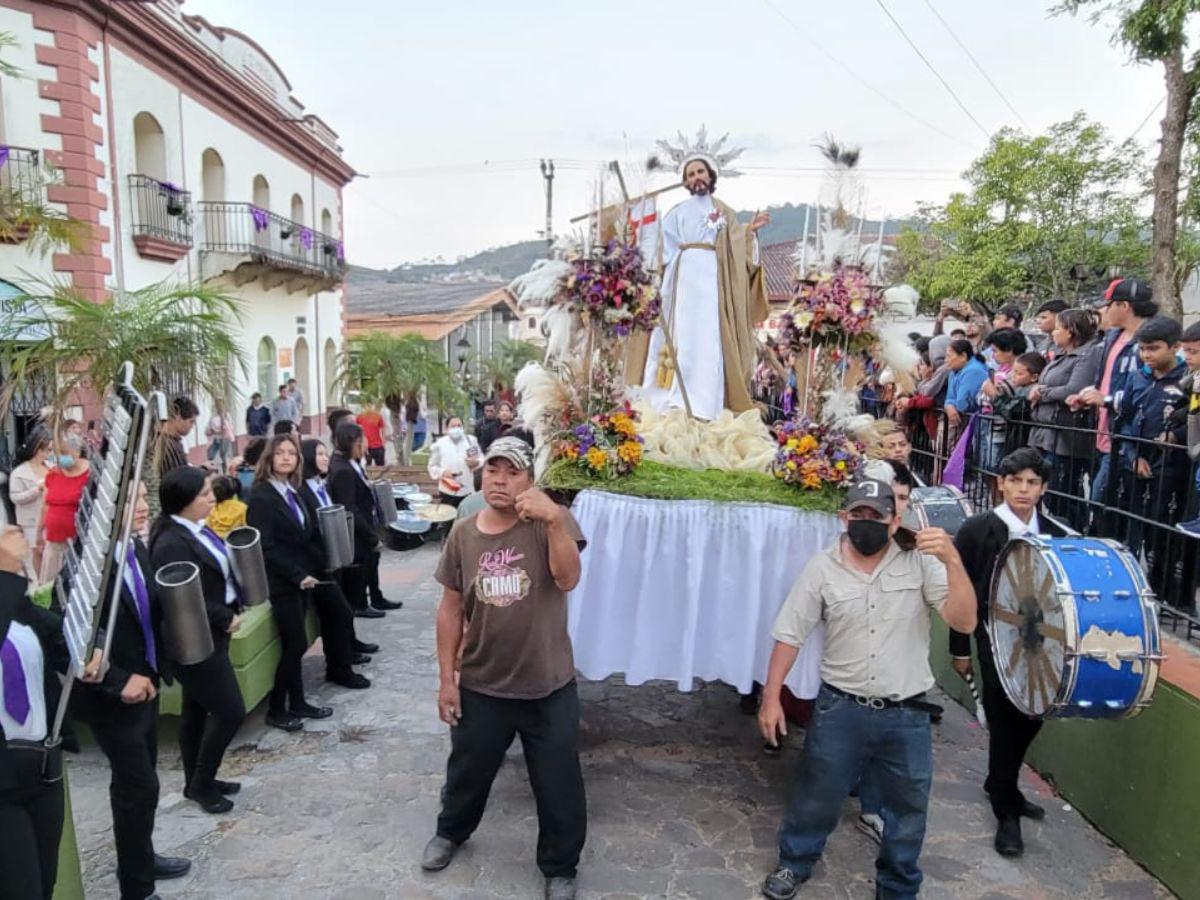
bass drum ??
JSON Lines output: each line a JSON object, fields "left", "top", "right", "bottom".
{"left": 988, "top": 535, "right": 1161, "bottom": 720}
{"left": 903, "top": 485, "right": 973, "bottom": 535}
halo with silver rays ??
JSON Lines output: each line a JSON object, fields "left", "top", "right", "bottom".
{"left": 653, "top": 125, "right": 745, "bottom": 178}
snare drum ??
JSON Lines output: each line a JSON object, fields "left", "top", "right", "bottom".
{"left": 903, "top": 485, "right": 973, "bottom": 535}
{"left": 988, "top": 536, "right": 1162, "bottom": 720}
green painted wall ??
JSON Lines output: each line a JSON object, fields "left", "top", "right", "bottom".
{"left": 929, "top": 617, "right": 1200, "bottom": 900}
{"left": 53, "top": 774, "right": 84, "bottom": 900}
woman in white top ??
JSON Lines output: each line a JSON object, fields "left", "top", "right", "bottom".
{"left": 427, "top": 416, "right": 482, "bottom": 508}
{"left": 8, "top": 432, "right": 51, "bottom": 569}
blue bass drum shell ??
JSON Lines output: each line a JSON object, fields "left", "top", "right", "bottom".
{"left": 987, "top": 535, "right": 1162, "bottom": 720}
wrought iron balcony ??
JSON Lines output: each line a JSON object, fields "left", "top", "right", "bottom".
{"left": 128, "top": 174, "right": 193, "bottom": 261}
{"left": 0, "top": 146, "right": 43, "bottom": 244}
{"left": 197, "top": 201, "right": 346, "bottom": 293}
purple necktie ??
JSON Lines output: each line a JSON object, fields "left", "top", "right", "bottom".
{"left": 1, "top": 637, "right": 31, "bottom": 725}
{"left": 126, "top": 545, "right": 158, "bottom": 672}
{"left": 201, "top": 526, "right": 246, "bottom": 606}
{"left": 316, "top": 483, "right": 331, "bottom": 507}
{"left": 286, "top": 488, "right": 305, "bottom": 525}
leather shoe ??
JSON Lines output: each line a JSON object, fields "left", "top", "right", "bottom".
{"left": 370, "top": 597, "right": 403, "bottom": 610}
{"left": 1019, "top": 799, "right": 1045, "bottom": 820}
{"left": 265, "top": 711, "right": 304, "bottom": 732}
{"left": 354, "top": 607, "right": 385, "bottom": 619}
{"left": 545, "top": 876, "right": 577, "bottom": 899}
{"left": 420, "top": 835, "right": 459, "bottom": 871}
{"left": 213, "top": 779, "right": 241, "bottom": 795}
{"left": 353, "top": 640, "right": 379, "bottom": 654}
{"left": 183, "top": 787, "right": 234, "bottom": 814}
{"left": 153, "top": 854, "right": 191, "bottom": 879}
{"left": 351, "top": 653, "right": 372, "bottom": 665}
{"left": 327, "top": 671, "right": 371, "bottom": 690}
{"left": 995, "top": 815, "right": 1024, "bottom": 857}
{"left": 290, "top": 703, "right": 334, "bottom": 719}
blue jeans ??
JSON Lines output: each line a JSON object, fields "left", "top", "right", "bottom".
{"left": 777, "top": 686, "right": 932, "bottom": 898}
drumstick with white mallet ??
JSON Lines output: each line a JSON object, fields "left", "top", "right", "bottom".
{"left": 959, "top": 666, "right": 987, "bottom": 729}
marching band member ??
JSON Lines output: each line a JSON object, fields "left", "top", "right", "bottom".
{"left": 0, "top": 525, "right": 70, "bottom": 899}
{"left": 72, "top": 483, "right": 192, "bottom": 897}
{"left": 950, "top": 447, "right": 1067, "bottom": 857}
{"left": 327, "top": 422, "right": 384, "bottom": 619}
{"left": 149, "top": 468, "right": 246, "bottom": 814}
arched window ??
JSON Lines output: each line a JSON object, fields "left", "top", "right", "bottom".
{"left": 201, "top": 148, "right": 225, "bottom": 202}
{"left": 256, "top": 336, "right": 277, "bottom": 399}
{"left": 320, "top": 208, "right": 333, "bottom": 236}
{"left": 252, "top": 175, "right": 270, "bottom": 211}
{"left": 290, "top": 193, "right": 305, "bottom": 226}
{"left": 133, "top": 112, "right": 166, "bottom": 181}
{"left": 324, "top": 338, "right": 337, "bottom": 406}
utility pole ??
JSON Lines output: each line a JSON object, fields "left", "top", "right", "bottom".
{"left": 540, "top": 159, "right": 555, "bottom": 248}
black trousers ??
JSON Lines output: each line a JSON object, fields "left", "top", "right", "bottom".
{"left": 366, "top": 446, "right": 385, "bottom": 466}
{"left": 437, "top": 682, "right": 586, "bottom": 878}
{"left": 340, "top": 561, "right": 368, "bottom": 611}
{"left": 176, "top": 648, "right": 245, "bottom": 796}
{"left": 0, "top": 748, "right": 65, "bottom": 900}
{"left": 85, "top": 697, "right": 160, "bottom": 900}
{"left": 367, "top": 550, "right": 385, "bottom": 605}
{"left": 977, "top": 637, "right": 1042, "bottom": 819}
{"left": 310, "top": 581, "right": 356, "bottom": 677}
{"left": 270, "top": 593, "right": 309, "bottom": 714}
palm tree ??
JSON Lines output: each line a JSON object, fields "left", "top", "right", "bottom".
{"left": 336, "top": 332, "right": 465, "bottom": 464}
{"left": 0, "top": 278, "right": 248, "bottom": 421}
{"left": 476, "top": 339, "right": 543, "bottom": 398}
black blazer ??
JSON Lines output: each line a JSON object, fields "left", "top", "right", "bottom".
{"left": 245, "top": 481, "right": 325, "bottom": 597}
{"left": 0, "top": 570, "right": 68, "bottom": 789}
{"left": 149, "top": 519, "right": 239, "bottom": 652}
{"left": 327, "top": 454, "right": 379, "bottom": 561}
{"left": 949, "top": 508, "right": 1069, "bottom": 658}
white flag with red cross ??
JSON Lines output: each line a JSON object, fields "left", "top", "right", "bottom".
{"left": 626, "top": 197, "right": 662, "bottom": 271}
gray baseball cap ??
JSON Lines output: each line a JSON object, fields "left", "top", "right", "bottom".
{"left": 842, "top": 479, "right": 895, "bottom": 516}
{"left": 483, "top": 436, "right": 534, "bottom": 472}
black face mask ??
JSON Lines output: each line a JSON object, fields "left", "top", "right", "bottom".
{"left": 847, "top": 519, "right": 891, "bottom": 556}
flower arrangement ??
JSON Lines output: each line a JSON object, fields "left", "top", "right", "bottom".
{"left": 552, "top": 402, "right": 645, "bottom": 478}
{"left": 780, "top": 265, "right": 882, "bottom": 353}
{"left": 564, "top": 240, "right": 661, "bottom": 338}
{"left": 771, "top": 416, "right": 864, "bottom": 490}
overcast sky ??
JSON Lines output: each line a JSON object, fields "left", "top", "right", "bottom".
{"left": 184, "top": 0, "right": 1163, "bottom": 269}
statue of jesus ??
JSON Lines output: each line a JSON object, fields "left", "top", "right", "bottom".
{"left": 635, "top": 131, "right": 770, "bottom": 421}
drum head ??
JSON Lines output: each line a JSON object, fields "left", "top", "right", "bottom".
{"left": 989, "top": 539, "right": 1069, "bottom": 717}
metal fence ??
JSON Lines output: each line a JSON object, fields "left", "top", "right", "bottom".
{"left": 128, "top": 174, "right": 193, "bottom": 247}
{"left": 0, "top": 146, "right": 42, "bottom": 213}
{"left": 861, "top": 396, "right": 1200, "bottom": 645}
{"left": 197, "top": 201, "right": 345, "bottom": 280}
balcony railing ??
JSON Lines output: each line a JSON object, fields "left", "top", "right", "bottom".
{"left": 128, "top": 174, "right": 193, "bottom": 250}
{"left": 198, "top": 201, "right": 346, "bottom": 282}
{"left": 0, "top": 146, "right": 42, "bottom": 221}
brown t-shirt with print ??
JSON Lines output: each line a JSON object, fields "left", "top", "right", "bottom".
{"left": 435, "top": 512, "right": 586, "bottom": 700}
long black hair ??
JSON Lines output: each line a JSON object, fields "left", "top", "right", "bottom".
{"left": 333, "top": 421, "right": 363, "bottom": 456}
{"left": 149, "top": 466, "right": 209, "bottom": 549}
{"left": 947, "top": 338, "right": 985, "bottom": 365}
{"left": 301, "top": 438, "right": 325, "bottom": 480}
{"left": 13, "top": 427, "right": 50, "bottom": 467}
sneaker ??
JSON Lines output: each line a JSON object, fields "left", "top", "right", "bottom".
{"left": 1177, "top": 518, "right": 1200, "bottom": 537}
{"left": 762, "top": 866, "right": 802, "bottom": 900}
{"left": 545, "top": 876, "right": 577, "bottom": 900}
{"left": 856, "top": 812, "right": 884, "bottom": 844}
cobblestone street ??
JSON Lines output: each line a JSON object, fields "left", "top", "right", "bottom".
{"left": 69, "top": 544, "right": 1171, "bottom": 899}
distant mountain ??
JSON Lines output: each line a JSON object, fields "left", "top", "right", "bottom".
{"left": 382, "top": 204, "right": 911, "bottom": 282}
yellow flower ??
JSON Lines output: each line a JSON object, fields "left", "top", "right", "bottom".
{"left": 585, "top": 446, "right": 608, "bottom": 471}
{"left": 786, "top": 460, "right": 797, "bottom": 471}
{"left": 617, "top": 441, "right": 642, "bottom": 465}
{"left": 797, "top": 435, "right": 818, "bottom": 454}
{"left": 786, "top": 438, "right": 799, "bottom": 450}
{"left": 835, "top": 461, "right": 846, "bottom": 470}
{"left": 802, "top": 473, "right": 821, "bottom": 489}
{"left": 561, "top": 445, "right": 579, "bottom": 461}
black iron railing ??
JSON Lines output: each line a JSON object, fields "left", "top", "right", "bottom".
{"left": 0, "top": 146, "right": 41, "bottom": 209}
{"left": 197, "top": 201, "right": 345, "bottom": 281}
{"left": 857, "top": 394, "right": 1200, "bottom": 645}
{"left": 128, "top": 174, "right": 193, "bottom": 247}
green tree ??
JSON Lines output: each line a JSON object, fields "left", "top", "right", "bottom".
{"left": 890, "top": 113, "right": 1149, "bottom": 312}
{"left": 475, "top": 339, "right": 543, "bottom": 396}
{"left": 0, "top": 280, "right": 248, "bottom": 419}
{"left": 1056, "top": 0, "right": 1200, "bottom": 319}
{"left": 336, "top": 332, "right": 465, "bottom": 463}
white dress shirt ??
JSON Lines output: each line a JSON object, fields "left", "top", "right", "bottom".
{"left": 307, "top": 477, "right": 333, "bottom": 508}
{"left": 270, "top": 478, "right": 306, "bottom": 526}
{"left": 994, "top": 503, "right": 1040, "bottom": 539}
{"left": 0, "top": 623, "right": 47, "bottom": 742}
{"left": 172, "top": 515, "right": 238, "bottom": 606}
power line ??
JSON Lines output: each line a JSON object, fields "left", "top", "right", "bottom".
{"left": 1127, "top": 97, "right": 1166, "bottom": 142}
{"left": 873, "top": 0, "right": 993, "bottom": 141}
{"left": 758, "top": 0, "right": 979, "bottom": 151}
{"left": 922, "top": 0, "right": 1028, "bottom": 129}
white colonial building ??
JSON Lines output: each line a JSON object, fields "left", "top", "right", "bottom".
{"left": 0, "top": 0, "right": 355, "bottom": 458}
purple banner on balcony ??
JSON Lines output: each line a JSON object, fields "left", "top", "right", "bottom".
{"left": 337, "top": 240, "right": 345, "bottom": 261}
{"left": 250, "top": 206, "right": 269, "bottom": 232}
{"left": 0, "top": 147, "right": 9, "bottom": 169}
{"left": 299, "top": 227, "right": 314, "bottom": 251}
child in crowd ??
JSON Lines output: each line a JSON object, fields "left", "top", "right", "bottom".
{"left": 977, "top": 329, "right": 1030, "bottom": 471}
{"left": 207, "top": 474, "right": 247, "bottom": 538}
{"left": 1173, "top": 322, "right": 1200, "bottom": 535}
{"left": 987, "top": 351, "right": 1045, "bottom": 459}
{"left": 1113, "top": 316, "right": 1189, "bottom": 595}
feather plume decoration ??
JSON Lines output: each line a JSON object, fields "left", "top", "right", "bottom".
{"left": 509, "top": 259, "right": 573, "bottom": 310}
{"left": 882, "top": 284, "right": 919, "bottom": 319}
{"left": 819, "top": 387, "right": 865, "bottom": 430}
{"left": 515, "top": 361, "right": 578, "bottom": 478}
{"left": 879, "top": 323, "right": 920, "bottom": 395}
{"left": 862, "top": 458, "right": 897, "bottom": 483}
{"left": 540, "top": 305, "right": 577, "bottom": 367}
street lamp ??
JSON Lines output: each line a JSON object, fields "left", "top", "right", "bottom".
{"left": 455, "top": 335, "right": 471, "bottom": 369}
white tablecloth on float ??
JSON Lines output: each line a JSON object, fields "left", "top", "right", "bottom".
{"left": 566, "top": 490, "right": 841, "bottom": 697}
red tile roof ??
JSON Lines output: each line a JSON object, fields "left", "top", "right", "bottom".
{"left": 762, "top": 239, "right": 799, "bottom": 304}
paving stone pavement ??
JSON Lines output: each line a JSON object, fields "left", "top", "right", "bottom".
{"left": 68, "top": 544, "right": 1173, "bottom": 899}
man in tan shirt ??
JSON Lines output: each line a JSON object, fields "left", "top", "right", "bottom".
{"left": 758, "top": 480, "right": 976, "bottom": 900}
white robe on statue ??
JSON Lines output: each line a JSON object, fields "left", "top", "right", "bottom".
{"left": 642, "top": 193, "right": 757, "bottom": 421}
